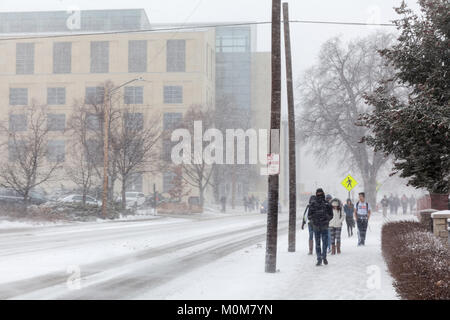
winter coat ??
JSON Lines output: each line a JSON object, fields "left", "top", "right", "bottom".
{"left": 329, "top": 208, "right": 345, "bottom": 228}
{"left": 343, "top": 204, "right": 354, "bottom": 217}
{"left": 308, "top": 195, "right": 333, "bottom": 230}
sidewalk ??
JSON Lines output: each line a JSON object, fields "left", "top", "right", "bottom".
{"left": 140, "top": 213, "right": 404, "bottom": 300}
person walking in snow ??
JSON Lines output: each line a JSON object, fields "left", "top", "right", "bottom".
{"left": 329, "top": 198, "right": 345, "bottom": 254}
{"left": 308, "top": 188, "right": 333, "bottom": 266}
{"left": 388, "top": 194, "right": 395, "bottom": 215}
{"left": 393, "top": 195, "right": 400, "bottom": 215}
{"left": 302, "top": 195, "right": 316, "bottom": 255}
{"left": 325, "top": 194, "right": 333, "bottom": 253}
{"left": 409, "top": 195, "right": 415, "bottom": 214}
{"left": 380, "top": 195, "right": 389, "bottom": 218}
{"left": 243, "top": 196, "right": 248, "bottom": 212}
{"left": 220, "top": 196, "right": 226, "bottom": 213}
{"left": 354, "top": 192, "right": 371, "bottom": 246}
{"left": 401, "top": 194, "right": 408, "bottom": 215}
{"left": 343, "top": 199, "right": 355, "bottom": 236}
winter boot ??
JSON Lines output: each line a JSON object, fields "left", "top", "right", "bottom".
{"left": 323, "top": 258, "right": 328, "bottom": 265}
{"left": 308, "top": 240, "right": 313, "bottom": 255}
{"left": 331, "top": 244, "right": 336, "bottom": 255}
{"left": 316, "top": 259, "right": 322, "bottom": 266}
{"left": 337, "top": 242, "right": 341, "bottom": 254}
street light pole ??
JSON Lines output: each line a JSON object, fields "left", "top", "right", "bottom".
{"left": 102, "top": 86, "right": 110, "bottom": 218}
{"left": 101, "top": 77, "right": 144, "bottom": 218}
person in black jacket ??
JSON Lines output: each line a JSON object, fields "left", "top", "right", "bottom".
{"left": 308, "top": 188, "right": 333, "bottom": 266}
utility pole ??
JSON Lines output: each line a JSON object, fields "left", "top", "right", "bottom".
{"left": 265, "top": 0, "right": 281, "bottom": 273}
{"left": 101, "top": 86, "right": 110, "bottom": 218}
{"left": 283, "top": 2, "right": 297, "bottom": 252}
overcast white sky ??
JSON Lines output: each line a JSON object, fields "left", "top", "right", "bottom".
{"left": 0, "top": 0, "right": 422, "bottom": 199}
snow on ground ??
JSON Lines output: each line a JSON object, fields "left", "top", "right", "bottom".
{"left": 0, "top": 209, "right": 411, "bottom": 299}
{"left": 139, "top": 213, "right": 412, "bottom": 300}
{"left": 0, "top": 218, "right": 68, "bottom": 229}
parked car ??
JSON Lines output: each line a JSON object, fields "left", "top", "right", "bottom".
{"left": 0, "top": 188, "right": 47, "bottom": 206}
{"left": 58, "top": 194, "right": 101, "bottom": 206}
{"left": 116, "top": 192, "right": 146, "bottom": 209}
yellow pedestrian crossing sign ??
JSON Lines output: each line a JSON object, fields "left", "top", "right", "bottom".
{"left": 341, "top": 175, "right": 358, "bottom": 192}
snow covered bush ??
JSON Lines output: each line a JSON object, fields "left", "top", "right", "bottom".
{"left": 382, "top": 221, "right": 450, "bottom": 299}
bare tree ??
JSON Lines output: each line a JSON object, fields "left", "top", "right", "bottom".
{"left": 166, "top": 165, "right": 191, "bottom": 202}
{"left": 0, "top": 104, "right": 61, "bottom": 210}
{"left": 297, "top": 33, "right": 395, "bottom": 207}
{"left": 111, "top": 106, "right": 162, "bottom": 209}
{"left": 65, "top": 103, "right": 100, "bottom": 206}
{"left": 178, "top": 105, "right": 215, "bottom": 209}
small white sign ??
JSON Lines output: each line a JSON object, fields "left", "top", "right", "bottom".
{"left": 267, "top": 153, "right": 280, "bottom": 175}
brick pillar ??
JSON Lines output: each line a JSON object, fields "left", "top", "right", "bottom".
{"left": 431, "top": 212, "right": 450, "bottom": 246}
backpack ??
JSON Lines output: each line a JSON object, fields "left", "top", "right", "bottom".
{"left": 310, "top": 199, "right": 331, "bottom": 226}
{"left": 356, "top": 202, "right": 369, "bottom": 215}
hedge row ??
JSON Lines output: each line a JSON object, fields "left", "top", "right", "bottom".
{"left": 382, "top": 221, "right": 450, "bottom": 300}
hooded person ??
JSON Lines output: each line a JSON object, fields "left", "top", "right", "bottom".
{"left": 302, "top": 195, "right": 316, "bottom": 255}
{"left": 329, "top": 198, "right": 345, "bottom": 254}
{"left": 308, "top": 188, "right": 333, "bottom": 266}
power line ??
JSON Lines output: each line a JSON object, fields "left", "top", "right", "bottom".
{"left": 0, "top": 20, "right": 396, "bottom": 42}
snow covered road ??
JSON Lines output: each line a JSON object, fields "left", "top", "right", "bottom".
{"left": 0, "top": 211, "right": 403, "bottom": 299}
{"left": 0, "top": 212, "right": 289, "bottom": 299}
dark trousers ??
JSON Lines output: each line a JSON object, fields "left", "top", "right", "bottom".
{"left": 357, "top": 216, "right": 368, "bottom": 245}
{"left": 313, "top": 227, "right": 329, "bottom": 261}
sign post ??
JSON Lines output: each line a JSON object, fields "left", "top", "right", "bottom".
{"left": 341, "top": 174, "right": 358, "bottom": 201}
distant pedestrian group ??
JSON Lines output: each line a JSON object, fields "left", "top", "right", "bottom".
{"left": 381, "top": 194, "right": 415, "bottom": 217}
{"left": 243, "top": 195, "right": 259, "bottom": 213}
{"left": 302, "top": 188, "right": 371, "bottom": 266}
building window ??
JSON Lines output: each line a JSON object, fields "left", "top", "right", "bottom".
{"left": 9, "top": 114, "right": 27, "bottom": 132}
{"left": 47, "top": 114, "right": 66, "bottom": 131}
{"left": 90, "top": 41, "right": 109, "bottom": 73}
{"left": 125, "top": 113, "right": 144, "bottom": 131}
{"left": 53, "top": 42, "right": 71, "bottom": 74}
{"left": 16, "top": 43, "right": 34, "bottom": 74}
{"left": 86, "top": 139, "right": 103, "bottom": 164}
{"left": 9, "top": 88, "right": 28, "bottom": 106}
{"left": 124, "top": 86, "right": 143, "bottom": 105}
{"left": 163, "top": 85, "right": 183, "bottom": 104}
{"left": 163, "top": 112, "right": 182, "bottom": 130}
{"left": 47, "top": 140, "right": 65, "bottom": 162}
{"left": 128, "top": 40, "right": 147, "bottom": 72}
{"left": 8, "top": 140, "right": 25, "bottom": 162}
{"left": 47, "top": 87, "right": 66, "bottom": 105}
{"left": 85, "top": 87, "right": 104, "bottom": 105}
{"left": 162, "top": 139, "right": 173, "bottom": 162}
{"left": 163, "top": 171, "right": 176, "bottom": 193}
{"left": 166, "top": 39, "right": 185, "bottom": 72}
{"left": 162, "top": 112, "right": 182, "bottom": 162}
{"left": 86, "top": 113, "right": 102, "bottom": 131}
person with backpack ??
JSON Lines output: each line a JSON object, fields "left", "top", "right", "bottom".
{"left": 354, "top": 192, "right": 371, "bottom": 246}
{"left": 308, "top": 188, "right": 333, "bottom": 266}
{"left": 329, "top": 198, "right": 345, "bottom": 254}
{"left": 301, "top": 195, "right": 316, "bottom": 255}
{"left": 343, "top": 199, "right": 355, "bottom": 237}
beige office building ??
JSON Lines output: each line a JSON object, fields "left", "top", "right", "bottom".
{"left": 0, "top": 9, "right": 215, "bottom": 197}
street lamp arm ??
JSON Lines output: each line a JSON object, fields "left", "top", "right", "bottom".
{"left": 109, "top": 77, "right": 144, "bottom": 95}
